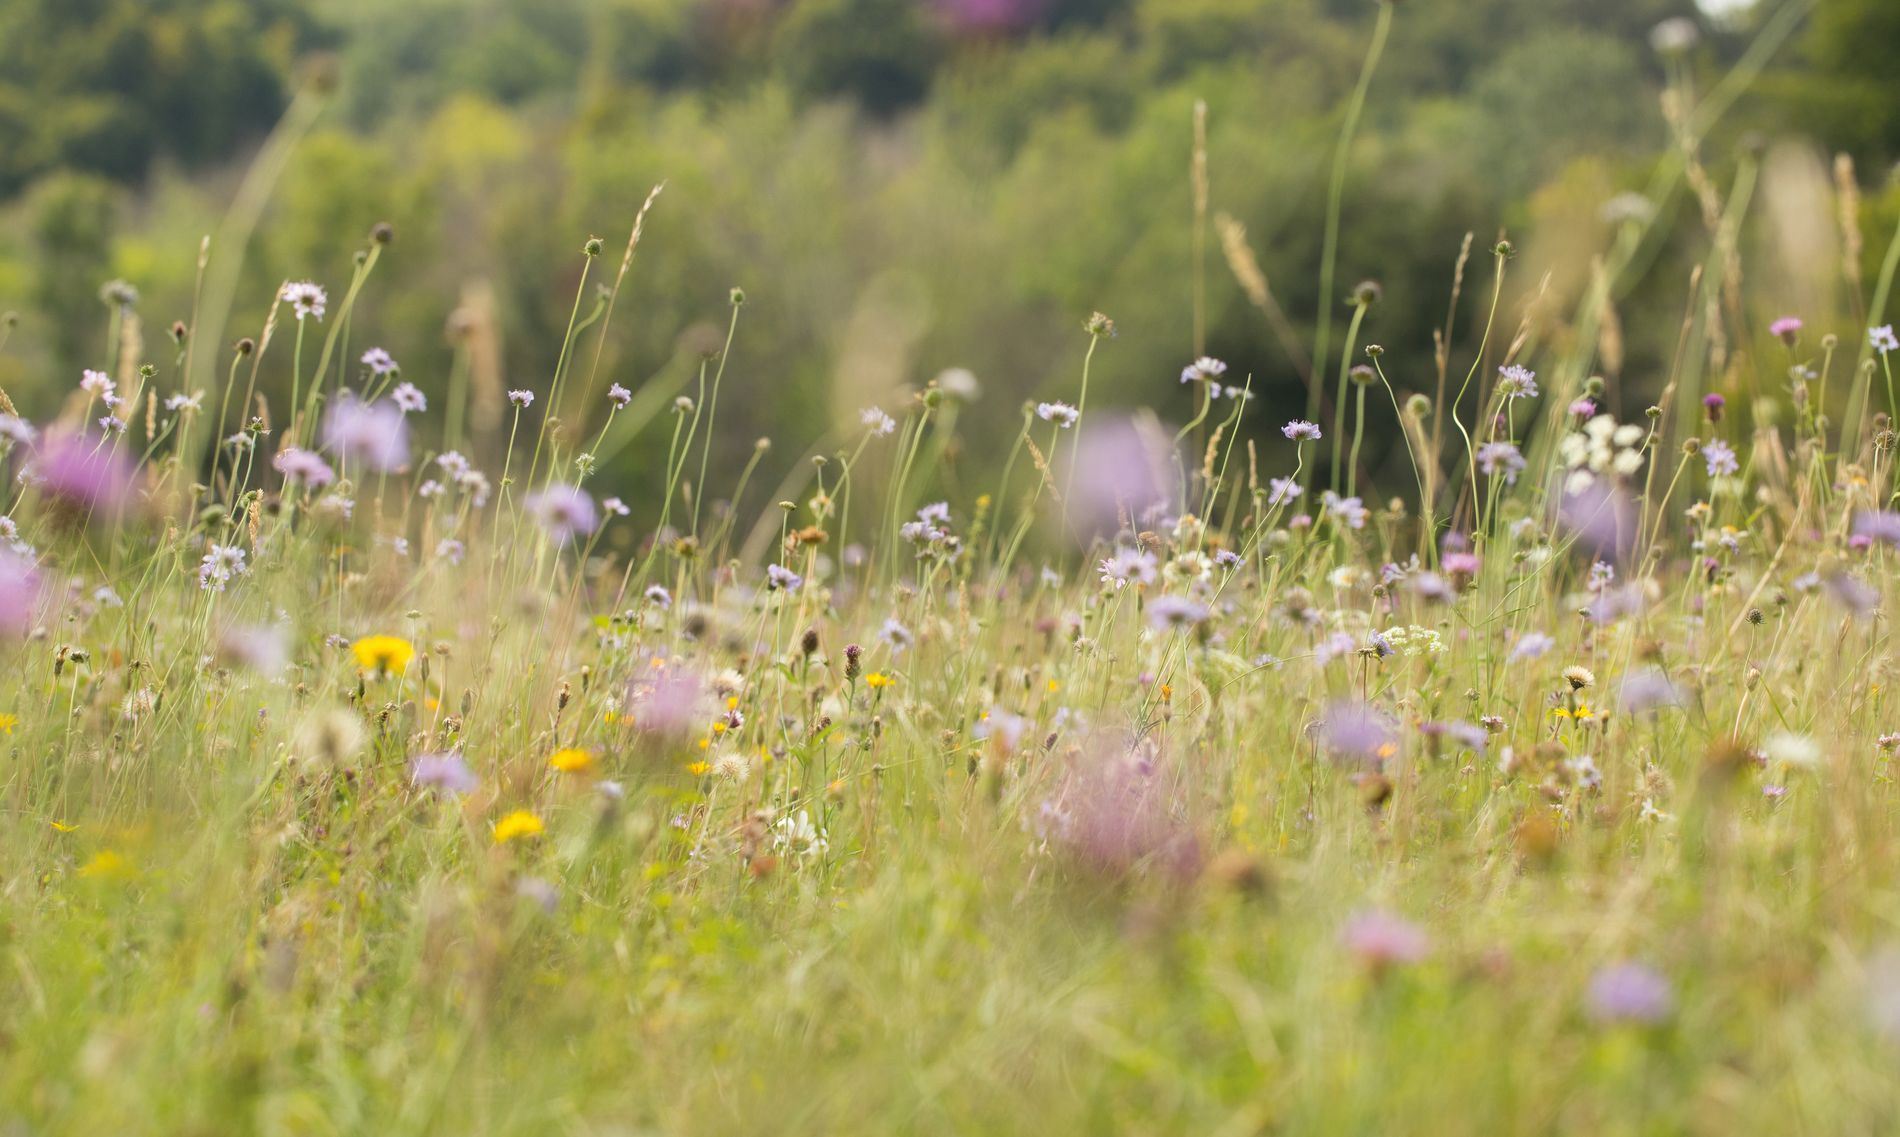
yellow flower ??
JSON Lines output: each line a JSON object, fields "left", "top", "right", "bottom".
{"left": 492, "top": 810, "right": 545, "bottom": 844}
{"left": 686, "top": 760, "right": 711, "bottom": 777}
{"left": 549, "top": 747, "right": 595, "bottom": 774}
{"left": 351, "top": 635, "right": 415, "bottom": 676}
{"left": 865, "top": 672, "right": 892, "bottom": 690}
{"left": 0, "top": 713, "right": 17, "bottom": 735}
{"left": 49, "top": 819, "right": 77, "bottom": 833}
{"left": 77, "top": 849, "right": 134, "bottom": 879}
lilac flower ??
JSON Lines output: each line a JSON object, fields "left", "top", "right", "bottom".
{"left": 765, "top": 563, "right": 803, "bottom": 592}
{"left": 79, "top": 369, "right": 115, "bottom": 398}
{"left": 608, "top": 383, "right": 632, "bottom": 408}
{"left": 0, "top": 415, "right": 36, "bottom": 448}
{"left": 97, "top": 416, "right": 126, "bottom": 435}
{"left": 859, "top": 407, "right": 897, "bottom": 436}
{"left": 1509, "top": 632, "right": 1555, "bottom": 662}
{"left": 217, "top": 622, "right": 289, "bottom": 674}
{"left": 266, "top": 447, "right": 331, "bottom": 490}
{"left": 1036, "top": 401, "right": 1079, "bottom": 428}
{"left": 523, "top": 484, "right": 598, "bottom": 543}
{"left": 1319, "top": 700, "right": 1396, "bottom": 765}
{"left": 164, "top": 393, "right": 202, "bottom": 413}
{"left": 412, "top": 752, "right": 479, "bottom": 796}
{"left": 1180, "top": 357, "right": 1228, "bottom": 384}
{"left": 1146, "top": 595, "right": 1209, "bottom": 632}
{"left": 878, "top": 617, "right": 914, "bottom": 651}
{"left": 1496, "top": 364, "right": 1539, "bottom": 399}
{"left": 626, "top": 666, "right": 708, "bottom": 737}
{"left": 1047, "top": 741, "right": 1202, "bottom": 880}
{"left": 1873, "top": 325, "right": 1899, "bottom": 355}
{"left": 280, "top": 281, "right": 328, "bottom": 321}
{"left": 1568, "top": 397, "right": 1597, "bottom": 418}
{"left": 1823, "top": 570, "right": 1879, "bottom": 618}
{"left": 1062, "top": 415, "right": 1176, "bottom": 539}
{"left": 1586, "top": 962, "right": 1675, "bottom": 1025}
{"left": 644, "top": 584, "right": 673, "bottom": 609}
{"left": 1098, "top": 546, "right": 1158, "bottom": 590}
{"left": 1559, "top": 480, "right": 1637, "bottom": 565}
{"left": 0, "top": 550, "right": 40, "bottom": 637}
{"left": 1770, "top": 316, "right": 1802, "bottom": 343}
{"left": 391, "top": 383, "right": 426, "bottom": 413}
{"left": 322, "top": 398, "right": 410, "bottom": 473}
{"left": 507, "top": 389, "right": 535, "bottom": 408}
{"left": 603, "top": 496, "right": 630, "bottom": 516}
{"left": 1618, "top": 668, "right": 1684, "bottom": 713}
{"left": 1340, "top": 910, "right": 1430, "bottom": 969}
{"left": 1282, "top": 420, "right": 1322, "bottom": 441}
{"left": 435, "top": 538, "right": 465, "bottom": 564}
{"left": 1853, "top": 510, "right": 1900, "bottom": 547}
{"left": 360, "top": 347, "right": 398, "bottom": 376}
{"left": 1701, "top": 438, "right": 1739, "bottom": 477}
{"left": 917, "top": 502, "right": 951, "bottom": 526}
{"left": 1320, "top": 491, "right": 1369, "bottom": 530}
{"left": 1477, "top": 441, "right": 1527, "bottom": 484}
{"left": 197, "top": 544, "right": 249, "bottom": 592}
{"left": 1314, "top": 631, "right": 1358, "bottom": 666}
{"left": 1267, "top": 477, "right": 1302, "bottom": 506}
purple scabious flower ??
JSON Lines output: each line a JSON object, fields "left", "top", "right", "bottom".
{"left": 1852, "top": 510, "right": 1900, "bottom": 547}
{"left": 507, "top": 389, "right": 535, "bottom": 408}
{"left": 1442, "top": 551, "right": 1482, "bottom": 579}
{"left": 391, "top": 383, "right": 427, "bottom": 413}
{"left": 1823, "top": 570, "right": 1879, "bottom": 618}
{"left": 523, "top": 484, "right": 598, "bottom": 543}
{"left": 1618, "top": 667, "right": 1684, "bottom": 713}
{"left": 1036, "top": 401, "right": 1079, "bottom": 428}
{"left": 322, "top": 397, "right": 410, "bottom": 473}
{"left": 1320, "top": 491, "right": 1368, "bottom": 530}
{"left": 1476, "top": 441, "right": 1527, "bottom": 484}
{"left": 1340, "top": 909, "right": 1430, "bottom": 970}
{"left": 1319, "top": 700, "right": 1396, "bottom": 765}
{"left": 1282, "top": 420, "right": 1322, "bottom": 441}
{"left": 1267, "top": 476, "right": 1302, "bottom": 506}
{"left": 765, "top": 563, "right": 803, "bottom": 591}
{"left": 608, "top": 383, "right": 632, "bottom": 408}
{"left": 1568, "top": 397, "right": 1597, "bottom": 418}
{"left": 1098, "top": 546, "right": 1158, "bottom": 590}
{"left": 218, "top": 622, "right": 289, "bottom": 673}
{"left": 1509, "top": 631, "right": 1555, "bottom": 662}
{"left": 1558, "top": 480, "right": 1636, "bottom": 565}
{"left": 33, "top": 432, "right": 135, "bottom": 515}
{"left": 859, "top": 407, "right": 897, "bottom": 436}
{"left": 1586, "top": 962, "right": 1675, "bottom": 1025}
{"left": 360, "top": 347, "right": 398, "bottom": 376}
{"left": 1180, "top": 357, "right": 1228, "bottom": 384}
{"left": 0, "top": 550, "right": 40, "bottom": 637}
{"left": 626, "top": 664, "right": 709, "bottom": 737}
{"left": 412, "top": 752, "right": 478, "bottom": 796}
{"left": 1145, "top": 595, "right": 1210, "bottom": 632}
{"left": 1062, "top": 415, "right": 1177, "bottom": 539}
{"left": 1872, "top": 325, "right": 1899, "bottom": 355}
{"left": 1496, "top": 364, "right": 1539, "bottom": 399}
{"left": 1701, "top": 438, "right": 1739, "bottom": 477}
{"left": 197, "top": 544, "right": 249, "bottom": 592}
{"left": 272, "top": 447, "right": 335, "bottom": 488}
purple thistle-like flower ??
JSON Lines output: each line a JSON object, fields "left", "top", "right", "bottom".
{"left": 1586, "top": 962, "right": 1675, "bottom": 1025}
{"left": 412, "top": 752, "right": 479, "bottom": 796}
{"left": 1282, "top": 420, "right": 1323, "bottom": 441}
{"left": 322, "top": 398, "right": 410, "bottom": 473}
{"left": 1340, "top": 909, "right": 1431, "bottom": 969}
{"left": 1770, "top": 316, "right": 1802, "bottom": 343}
{"left": 1701, "top": 438, "right": 1739, "bottom": 477}
{"left": 523, "top": 484, "right": 598, "bottom": 543}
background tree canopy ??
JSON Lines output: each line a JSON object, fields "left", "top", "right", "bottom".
{"left": 0, "top": 0, "right": 1893, "bottom": 506}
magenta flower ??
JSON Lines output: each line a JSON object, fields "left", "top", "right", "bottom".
{"left": 272, "top": 446, "right": 336, "bottom": 488}
{"left": 1770, "top": 316, "right": 1802, "bottom": 344}
{"left": 34, "top": 433, "right": 134, "bottom": 516}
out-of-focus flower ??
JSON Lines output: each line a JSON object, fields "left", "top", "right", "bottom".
{"left": 1586, "top": 962, "right": 1675, "bottom": 1024}
{"left": 493, "top": 810, "right": 545, "bottom": 843}
{"left": 859, "top": 407, "right": 897, "bottom": 436}
{"left": 1702, "top": 439, "right": 1739, "bottom": 477}
{"left": 412, "top": 752, "right": 478, "bottom": 796}
{"left": 280, "top": 281, "right": 328, "bottom": 321}
{"left": 351, "top": 634, "right": 415, "bottom": 676}
{"left": 0, "top": 550, "right": 40, "bottom": 637}
{"left": 322, "top": 397, "right": 410, "bottom": 473}
{"left": 524, "top": 484, "right": 598, "bottom": 543}
{"left": 33, "top": 433, "right": 135, "bottom": 516}
{"left": 1320, "top": 700, "right": 1397, "bottom": 766}
{"left": 1340, "top": 909, "right": 1430, "bottom": 970}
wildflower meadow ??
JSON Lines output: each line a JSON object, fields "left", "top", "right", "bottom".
{"left": 7, "top": 1, "right": 1900, "bottom": 1134}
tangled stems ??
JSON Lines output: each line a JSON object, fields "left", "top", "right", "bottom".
{"left": 1330, "top": 299, "right": 1370, "bottom": 489}
{"left": 1447, "top": 249, "right": 1509, "bottom": 527}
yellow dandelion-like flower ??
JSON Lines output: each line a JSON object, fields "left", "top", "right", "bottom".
{"left": 549, "top": 747, "right": 595, "bottom": 774}
{"left": 351, "top": 635, "right": 415, "bottom": 676}
{"left": 686, "top": 760, "right": 711, "bottom": 777}
{"left": 0, "top": 712, "right": 17, "bottom": 735}
{"left": 865, "top": 672, "right": 893, "bottom": 690}
{"left": 492, "top": 810, "right": 545, "bottom": 844}
{"left": 49, "top": 819, "right": 77, "bottom": 833}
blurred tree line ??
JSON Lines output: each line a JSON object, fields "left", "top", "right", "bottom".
{"left": 0, "top": 0, "right": 1896, "bottom": 509}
